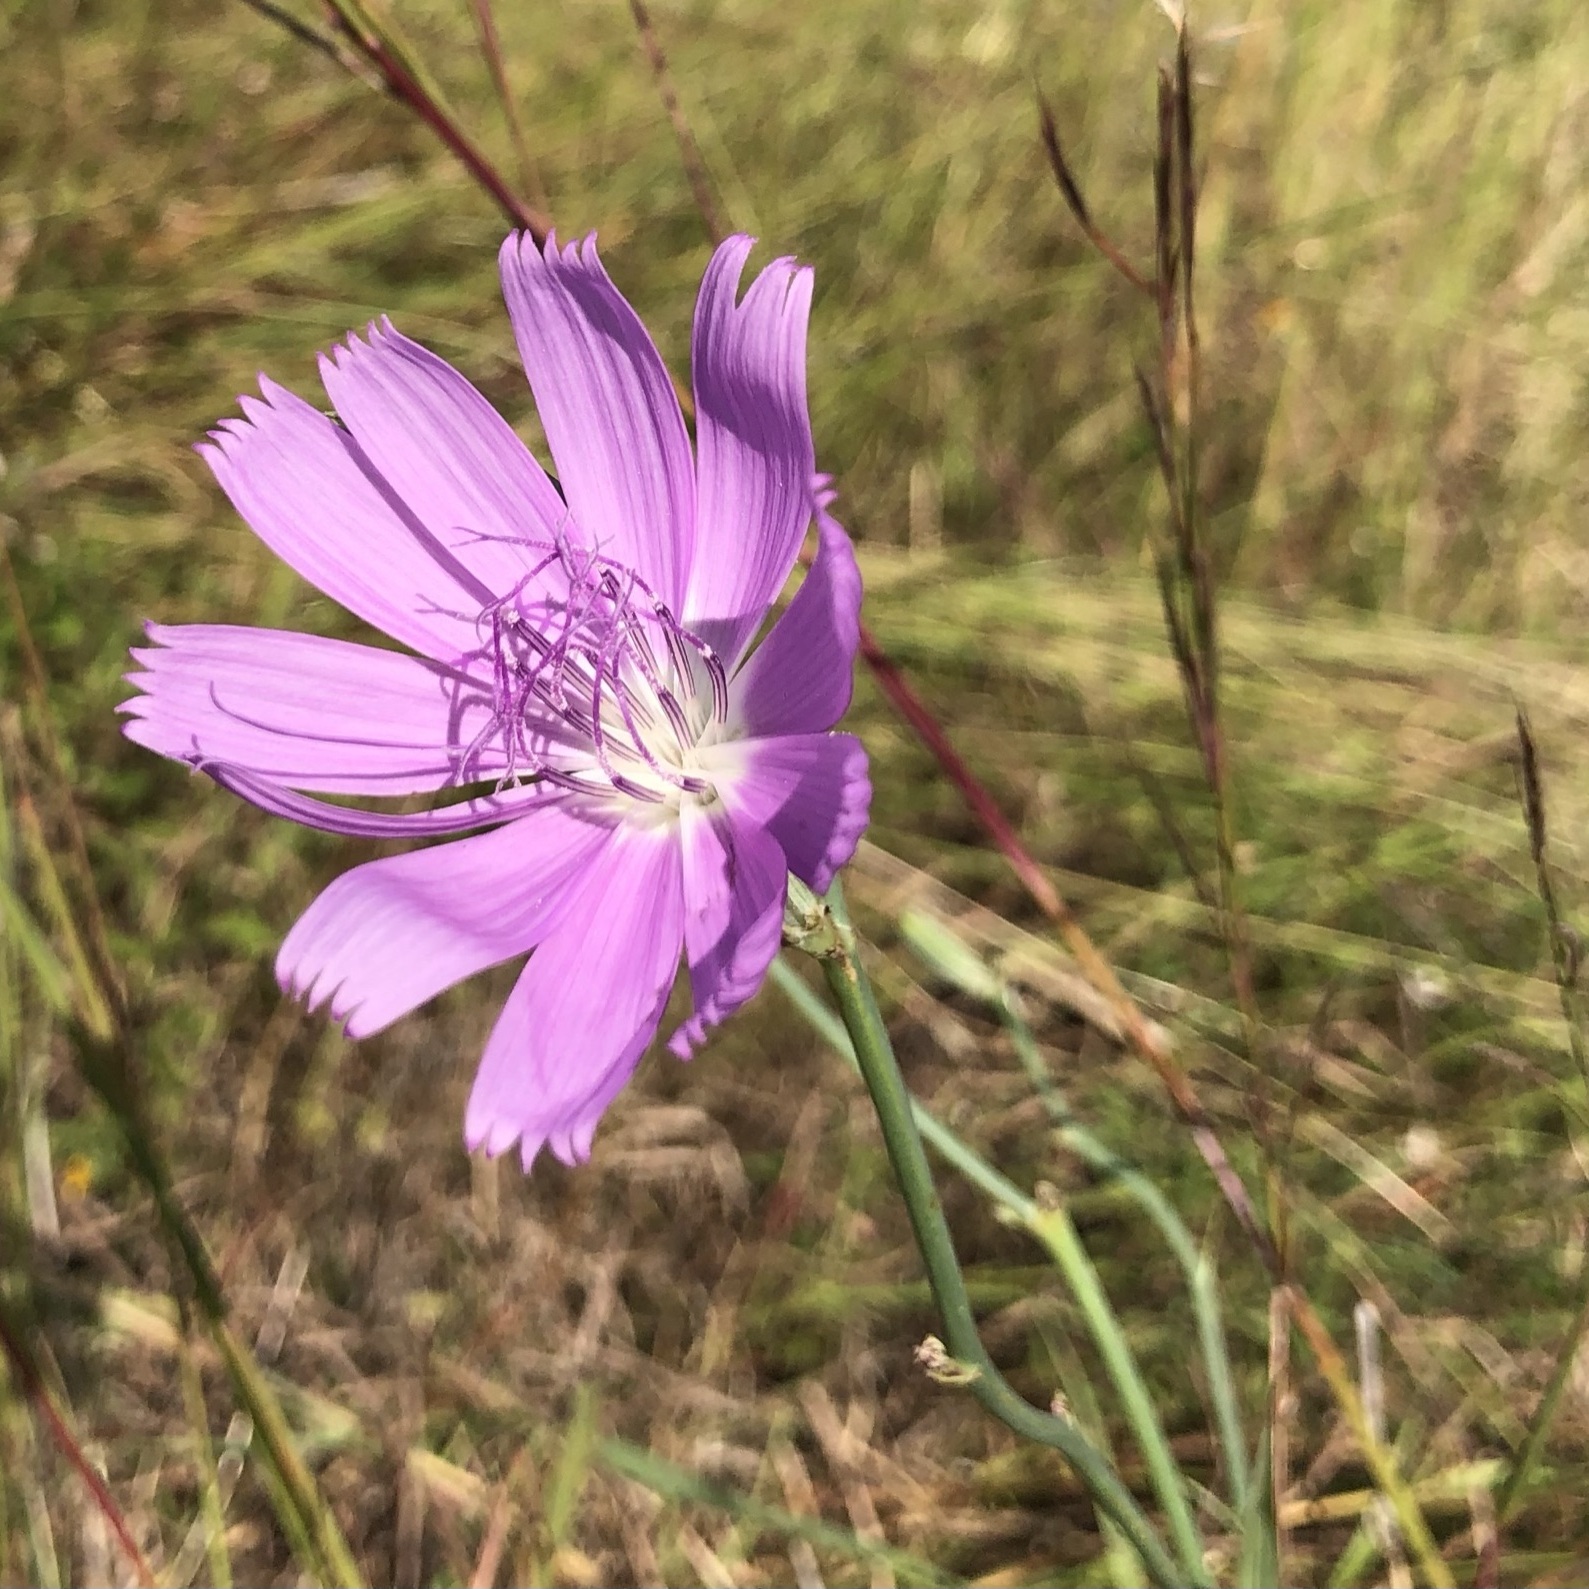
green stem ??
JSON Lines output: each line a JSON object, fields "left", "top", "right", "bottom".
{"left": 996, "top": 988, "right": 1250, "bottom": 1518}
{"left": 789, "top": 886, "right": 1193, "bottom": 1589}
{"left": 778, "top": 953, "right": 1219, "bottom": 1574}
{"left": 774, "top": 952, "right": 1218, "bottom": 1578}
{"left": 1495, "top": 1278, "right": 1589, "bottom": 1522}
{"left": 1029, "top": 1201, "right": 1210, "bottom": 1581}
{"left": 768, "top": 958, "right": 1026, "bottom": 1213}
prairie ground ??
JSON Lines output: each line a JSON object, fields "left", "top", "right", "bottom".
{"left": 4, "top": 0, "right": 1589, "bottom": 1584}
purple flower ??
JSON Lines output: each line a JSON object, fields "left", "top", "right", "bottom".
{"left": 122, "top": 232, "right": 870, "bottom": 1169}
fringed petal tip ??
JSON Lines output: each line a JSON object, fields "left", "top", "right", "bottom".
{"left": 464, "top": 1112, "right": 541, "bottom": 1170}
{"left": 666, "top": 954, "right": 772, "bottom": 1060}
{"left": 666, "top": 939, "right": 768, "bottom": 1060}
{"left": 499, "top": 226, "right": 601, "bottom": 276}
{"left": 318, "top": 314, "right": 398, "bottom": 378}
{"left": 276, "top": 958, "right": 368, "bottom": 1038}
{"left": 808, "top": 737, "right": 872, "bottom": 894}
{"left": 463, "top": 1110, "right": 601, "bottom": 1173}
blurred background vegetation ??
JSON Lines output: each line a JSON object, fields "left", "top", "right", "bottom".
{"left": 4, "top": 0, "right": 1589, "bottom": 1583}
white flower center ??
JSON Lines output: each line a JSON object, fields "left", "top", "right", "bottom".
{"left": 460, "top": 534, "right": 728, "bottom": 808}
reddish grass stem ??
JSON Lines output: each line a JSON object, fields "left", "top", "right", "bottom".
{"left": 318, "top": 2, "right": 551, "bottom": 243}
{"left": 1037, "top": 90, "right": 1153, "bottom": 297}
{"left": 0, "top": 1306, "right": 156, "bottom": 1588}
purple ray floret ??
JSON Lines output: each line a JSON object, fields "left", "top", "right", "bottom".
{"left": 121, "top": 232, "right": 871, "bottom": 1170}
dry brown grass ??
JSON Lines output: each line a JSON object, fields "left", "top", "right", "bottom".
{"left": 7, "top": 0, "right": 1589, "bottom": 1583}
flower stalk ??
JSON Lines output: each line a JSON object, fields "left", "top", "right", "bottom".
{"left": 786, "top": 880, "right": 1193, "bottom": 1589}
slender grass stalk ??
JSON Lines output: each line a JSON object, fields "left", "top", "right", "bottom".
{"left": 179, "top": 1331, "right": 235, "bottom": 1589}
{"left": 1039, "top": 42, "right": 1465, "bottom": 1582}
{"left": 1283, "top": 1289, "right": 1455, "bottom": 1588}
{"left": 1039, "top": 1323, "right": 1152, "bottom": 1587}
{"left": 78, "top": 1031, "right": 365, "bottom": 1588}
{"left": 1514, "top": 704, "right": 1589, "bottom": 1090}
{"left": 8, "top": 778, "right": 114, "bottom": 1044}
{"left": 1356, "top": 1301, "right": 1411, "bottom": 1584}
{"left": 997, "top": 981, "right": 1248, "bottom": 1519}
{"left": 898, "top": 910, "right": 1250, "bottom": 1517}
{"left": 783, "top": 883, "right": 1196, "bottom": 1589}
{"left": 626, "top": 0, "right": 728, "bottom": 245}
{"left": 466, "top": 0, "right": 549, "bottom": 214}
{"left": 1494, "top": 1279, "right": 1589, "bottom": 1523}
{"left": 1027, "top": 1199, "right": 1209, "bottom": 1580}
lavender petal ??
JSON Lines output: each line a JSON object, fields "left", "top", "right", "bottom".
{"left": 701, "top": 730, "right": 871, "bottom": 895}
{"left": 206, "top": 763, "right": 551, "bottom": 838}
{"left": 120, "top": 623, "right": 502, "bottom": 794}
{"left": 727, "top": 503, "right": 863, "bottom": 737}
{"left": 277, "top": 798, "right": 619, "bottom": 1039}
{"left": 684, "top": 236, "right": 817, "bottom": 667}
{"left": 200, "top": 377, "right": 492, "bottom": 662}
{"left": 668, "top": 800, "right": 787, "bottom": 1060}
{"left": 464, "top": 818, "right": 685, "bottom": 1168}
{"left": 318, "top": 319, "right": 572, "bottom": 604}
{"left": 498, "top": 231, "right": 695, "bottom": 612}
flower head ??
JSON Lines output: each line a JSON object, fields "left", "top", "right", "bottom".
{"left": 122, "top": 232, "right": 870, "bottom": 1169}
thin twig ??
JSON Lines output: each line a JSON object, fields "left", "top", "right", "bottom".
{"left": 626, "top": 0, "right": 727, "bottom": 245}
{"left": 1036, "top": 90, "right": 1152, "bottom": 296}
{"left": 466, "top": 0, "right": 549, "bottom": 215}
{"left": 342, "top": 21, "right": 550, "bottom": 241}
{"left": 1514, "top": 703, "right": 1588, "bottom": 1088}
{"left": 236, "top": 0, "right": 356, "bottom": 70}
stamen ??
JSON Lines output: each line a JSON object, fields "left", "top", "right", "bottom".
{"left": 462, "top": 532, "right": 725, "bottom": 806}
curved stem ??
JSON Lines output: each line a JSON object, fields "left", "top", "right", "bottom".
{"left": 793, "top": 884, "right": 1191, "bottom": 1589}
{"left": 774, "top": 949, "right": 1217, "bottom": 1572}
